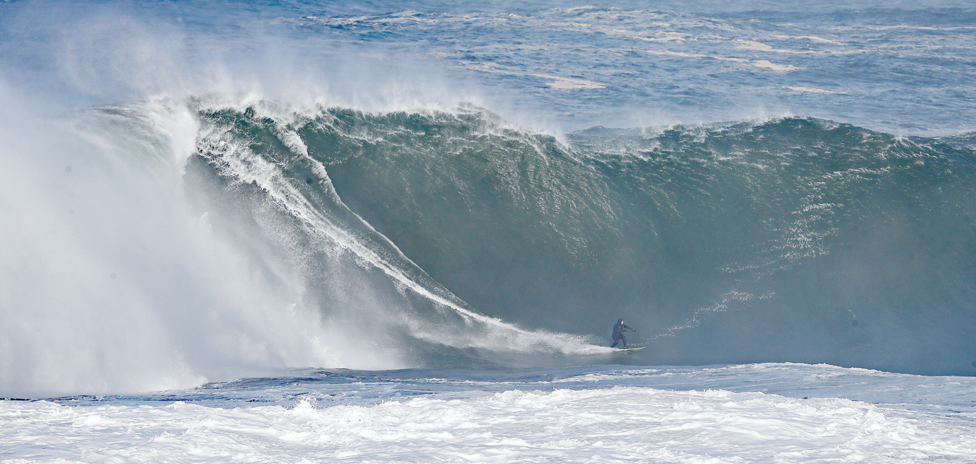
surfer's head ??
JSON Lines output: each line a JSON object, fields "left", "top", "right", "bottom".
{"left": 617, "top": 318, "right": 623, "bottom": 323}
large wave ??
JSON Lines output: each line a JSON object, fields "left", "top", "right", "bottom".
{"left": 0, "top": 97, "right": 602, "bottom": 397}
{"left": 191, "top": 100, "right": 976, "bottom": 375}
{"left": 2, "top": 94, "right": 975, "bottom": 397}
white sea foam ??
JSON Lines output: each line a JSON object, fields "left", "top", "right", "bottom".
{"left": 735, "top": 39, "right": 776, "bottom": 52}
{"left": 530, "top": 74, "right": 606, "bottom": 90}
{"left": 3, "top": 365, "right": 975, "bottom": 463}
{"left": 751, "top": 60, "right": 799, "bottom": 72}
{"left": 787, "top": 86, "right": 848, "bottom": 94}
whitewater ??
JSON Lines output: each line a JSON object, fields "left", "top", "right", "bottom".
{"left": 2, "top": 0, "right": 976, "bottom": 462}
{"left": 4, "top": 364, "right": 976, "bottom": 462}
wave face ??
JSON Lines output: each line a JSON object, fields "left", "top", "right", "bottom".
{"left": 3, "top": 0, "right": 976, "bottom": 400}
{"left": 193, "top": 102, "right": 976, "bottom": 375}
{"left": 186, "top": 102, "right": 601, "bottom": 366}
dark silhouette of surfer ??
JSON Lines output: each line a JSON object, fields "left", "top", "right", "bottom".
{"left": 611, "top": 318, "right": 635, "bottom": 348}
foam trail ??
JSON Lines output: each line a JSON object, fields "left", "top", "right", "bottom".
{"left": 192, "top": 99, "right": 605, "bottom": 356}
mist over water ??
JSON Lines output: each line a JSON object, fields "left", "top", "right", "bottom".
{"left": 0, "top": 95, "right": 340, "bottom": 396}
{"left": 2, "top": 0, "right": 976, "bottom": 397}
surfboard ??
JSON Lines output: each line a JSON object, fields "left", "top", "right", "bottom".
{"left": 614, "top": 346, "right": 645, "bottom": 352}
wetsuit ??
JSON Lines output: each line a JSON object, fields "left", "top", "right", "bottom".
{"left": 611, "top": 321, "right": 633, "bottom": 348}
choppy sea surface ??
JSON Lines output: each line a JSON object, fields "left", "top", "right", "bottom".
{"left": 4, "top": 364, "right": 976, "bottom": 462}
{"left": 2, "top": 0, "right": 975, "bottom": 461}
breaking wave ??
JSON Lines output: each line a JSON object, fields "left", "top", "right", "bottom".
{"left": 192, "top": 99, "right": 976, "bottom": 375}
{"left": 2, "top": 95, "right": 975, "bottom": 396}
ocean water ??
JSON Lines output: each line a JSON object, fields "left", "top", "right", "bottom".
{"left": 2, "top": 0, "right": 975, "bottom": 461}
{"left": 4, "top": 364, "right": 976, "bottom": 462}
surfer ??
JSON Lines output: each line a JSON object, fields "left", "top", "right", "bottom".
{"left": 610, "top": 318, "right": 635, "bottom": 348}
